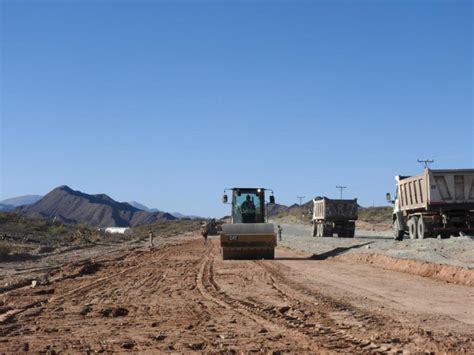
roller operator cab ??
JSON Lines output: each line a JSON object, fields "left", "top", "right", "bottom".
{"left": 221, "top": 188, "right": 276, "bottom": 260}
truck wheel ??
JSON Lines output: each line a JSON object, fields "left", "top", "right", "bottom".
{"left": 393, "top": 220, "right": 404, "bottom": 241}
{"left": 417, "top": 218, "right": 431, "bottom": 239}
{"left": 324, "top": 226, "right": 332, "bottom": 237}
{"left": 408, "top": 217, "right": 418, "bottom": 240}
{"left": 312, "top": 223, "right": 317, "bottom": 237}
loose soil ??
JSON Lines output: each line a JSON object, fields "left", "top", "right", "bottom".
{"left": 0, "top": 235, "right": 472, "bottom": 353}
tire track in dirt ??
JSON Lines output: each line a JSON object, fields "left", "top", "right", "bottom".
{"left": 196, "top": 250, "right": 324, "bottom": 350}
{"left": 2, "top": 237, "right": 472, "bottom": 353}
{"left": 199, "top": 248, "right": 392, "bottom": 353}
{"left": 254, "top": 257, "right": 472, "bottom": 353}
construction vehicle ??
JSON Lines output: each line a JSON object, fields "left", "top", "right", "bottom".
{"left": 311, "top": 197, "right": 358, "bottom": 238}
{"left": 206, "top": 218, "right": 222, "bottom": 236}
{"left": 220, "top": 188, "right": 276, "bottom": 260}
{"left": 386, "top": 168, "right": 474, "bottom": 240}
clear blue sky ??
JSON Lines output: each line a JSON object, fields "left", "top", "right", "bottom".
{"left": 1, "top": 0, "right": 472, "bottom": 217}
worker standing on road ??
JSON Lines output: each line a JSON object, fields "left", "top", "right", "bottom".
{"left": 278, "top": 225, "right": 283, "bottom": 241}
{"left": 148, "top": 229, "right": 154, "bottom": 248}
{"left": 201, "top": 222, "right": 209, "bottom": 245}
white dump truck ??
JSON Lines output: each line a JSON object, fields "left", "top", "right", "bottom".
{"left": 386, "top": 168, "right": 474, "bottom": 240}
{"left": 311, "top": 197, "right": 358, "bottom": 238}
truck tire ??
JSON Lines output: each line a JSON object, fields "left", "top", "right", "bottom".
{"left": 323, "top": 226, "right": 332, "bottom": 237}
{"left": 393, "top": 219, "right": 404, "bottom": 241}
{"left": 408, "top": 217, "right": 418, "bottom": 240}
{"left": 347, "top": 228, "right": 355, "bottom": 238}
{"left": 346, "top": 222, "right": 355, "bottom": 238}
{"left": 312, "top": 223, "right": 317, "bottom": 237}
{"left": 320, "top": 224, "right": 325, "bottom": 237}
{"left": 417, "top": 218, "right": 431, "bottom": 239}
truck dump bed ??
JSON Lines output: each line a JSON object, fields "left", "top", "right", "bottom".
{"left": 398, "top": 169, "right": 474, "bottom": 211}
{"left": 313, "top": 197, "right": 358, "bottom": 221}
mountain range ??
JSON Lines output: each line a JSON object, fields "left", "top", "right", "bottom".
{"left": 127, "top": 201, "right": 161, "bottom": 212}
{"left": 14, "top": 186, "right": 176, "bottom": 228}
{"left": 1, "top": 194, "right": 198, "bottom": 220}
{"left": 0, "top": 195, "right": 43, "bottom": 211}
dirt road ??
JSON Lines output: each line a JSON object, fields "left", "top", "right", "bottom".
{"left": 1, "top": 235, "right": 472, "bottom": 353}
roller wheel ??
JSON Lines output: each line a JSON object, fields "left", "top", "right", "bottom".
{"left": 312, "top": 223, "right": 317, "bottom": 237}
{"left": 408, "top": 217, "right": 418, "bottom": 240}
{"left": 266, "top": 249, "right": 275, "bottom": 259}
{"left": 222, "top": 247, "right": 232, "bottom": 260}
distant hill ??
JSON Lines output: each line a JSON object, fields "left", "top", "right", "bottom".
{"left": 127, "top": 201, "right": 199, "bottom": 219}
{"left": 0, "top": 195, "right": 43, "bottom": 207}
{"left": 170, "top": 212, "right": 202, "bottom": 219}
{"left": 0, "top": 203, "right": 15, "bottom": 212}
{"left": 267, "top": 203, "right": 289, "bottom": 217}
{"left": 127, "top": 201, "right": 161, "bottom": 212}
{"left": 15, "top": 186, "right": 175, "bottom": 228}
{"left": 272, "top": 200, "right": 314, "bottom": 223}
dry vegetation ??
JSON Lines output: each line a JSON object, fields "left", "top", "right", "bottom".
{"left": 0, "top": 212, "right": 203, "bottom": 258}
{"left": 134, "top": 218, "right": 203, "bottom": 238}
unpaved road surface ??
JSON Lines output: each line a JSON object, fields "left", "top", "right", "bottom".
{"left": 1, "top": 234, "right": 473, "bottom": 353}
{"left": 277, "top": 223, "right": 474, "bottom": 268}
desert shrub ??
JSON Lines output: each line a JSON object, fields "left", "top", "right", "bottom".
{"left": 36, "top": 245, "right": 55, "bottom": 254}
{"left": 0, "top": 242, "right": 11, "bottom": 257}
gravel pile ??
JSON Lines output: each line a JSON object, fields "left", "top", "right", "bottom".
{"left": 275, "top": 222, "right": 474, "bottom": 269}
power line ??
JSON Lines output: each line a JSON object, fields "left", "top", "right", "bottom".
{"left": 417, "top": 159, "right": 434, "bottom": 169}
{"left": 336, "top": 186, "right": 347, "bottom": 199}
{"left": 296, "top": 196, "right": 305, "bottom": 205}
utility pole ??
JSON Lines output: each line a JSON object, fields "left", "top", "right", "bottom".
{"left": 296, "top": 196, "right": 305, "bottom": 205}
{"left": 336, "top": 186, "right": 346, "bottom": 199}
{"left": 417, "top": 159, "right": 434, "bottom": 169}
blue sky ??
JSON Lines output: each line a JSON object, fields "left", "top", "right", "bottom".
{"left": 1, "top": 0, "right": 472, "bottom": 217}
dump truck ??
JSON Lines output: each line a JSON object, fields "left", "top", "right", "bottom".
{"left": 386, "top": 168, "right": 474, "bottom": 240}
{"left": 311, "top": 197, "right": 358, "bottom": 238}
{"left": 220, "top": 188, "right": 276, "bottom": 260}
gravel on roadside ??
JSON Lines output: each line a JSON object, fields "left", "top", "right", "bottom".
{"left": 275, "top": 222, "right": 474, "bottom": 269}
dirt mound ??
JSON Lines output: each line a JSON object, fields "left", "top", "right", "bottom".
{"left": 337, "top": 253, "right": 474, "bottom": 287}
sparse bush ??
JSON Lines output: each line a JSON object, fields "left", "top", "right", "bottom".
{"left": 36, "top": 245, "right": 55, "bottom": 254}
{"left": 0, "top": 242, "right": 11, "bottom": 257}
